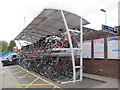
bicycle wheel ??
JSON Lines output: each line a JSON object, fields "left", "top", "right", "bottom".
{"left": 44, "top": 64, "right": 52, "bottom": 78}
{"left": 37, "top": 62, "right": 44, "bottom": 76}
{"left": 27, "top": 61, "right": 33, "bottom": 71}
{"left": 49, "top": 67, "right": 61, "bottom": 81}
{"left": 64, "top": 41, "right": 70, "bottom": 48}
{"left": 63, "top": 63, "right": 73, "bottom": 78}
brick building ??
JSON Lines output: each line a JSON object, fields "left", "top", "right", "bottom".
{"left": 82, "top": 30, "right": 120, "bottom": 79}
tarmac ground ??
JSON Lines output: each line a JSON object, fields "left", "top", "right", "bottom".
{"left": 0, "top": 64, "right": 119, "bottom": 90}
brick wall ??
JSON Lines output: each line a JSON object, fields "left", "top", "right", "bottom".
{"left": 81, "top": 30, "right": 120, "bottom": 78}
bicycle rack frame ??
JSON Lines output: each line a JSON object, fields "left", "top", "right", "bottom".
{"left": 16, "top": 9, "right": 84, "bottom": 84}
{"left": 51, "top": 10, "right": 83, "bottom": 84}
{"left": 60, "top": 10, "right": 83, "bottom": 84}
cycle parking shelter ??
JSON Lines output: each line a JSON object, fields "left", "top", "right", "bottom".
{"left": 14, "top": 8, "right": 90, "bottom": 84}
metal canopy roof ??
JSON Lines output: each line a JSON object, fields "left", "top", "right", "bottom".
{"left": 15, "top": 8, "right": 90, "bottom": 42}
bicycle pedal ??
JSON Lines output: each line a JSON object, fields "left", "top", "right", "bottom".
{"left": 57, "top": 81, "right": 61, "bottom": 83}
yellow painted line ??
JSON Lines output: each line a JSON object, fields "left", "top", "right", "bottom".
{"left": 7, "top": 68, "right": 19, "bottom": 71}
{"left": 53, "top": 86, "right": 64, "bottom": 90}
{"left": 37, "top": 78, "right": 62, "bottom": 89}
{"left": 24, "top": 77, "right": 39, "bottom": 88}
{"left": 31, "top": 84, "right": 51, "bottom": 85}
{"left": 52, "top": 87, "right": 56, "bottom": 90}
{"left": 7, "top": 72, "right": 29, "bottom": 79}
{"left": 17, "top": 65, "right": 63, "bottom": 90}
{"left": 13, "top": 70, "right": 23, "bottom": 75}
{"left": 13, "top": 84, "right": 51, "bottom": 86}
{"left": 21, "top": 76, "right": 35, "bottom": 78}
{"left": 8, "top": 73, "right": 29, "bottom": 85}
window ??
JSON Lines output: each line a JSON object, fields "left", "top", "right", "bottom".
{"left": 13, "top": 55, "right": 17, "bottom": 58}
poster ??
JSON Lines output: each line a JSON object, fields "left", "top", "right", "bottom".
{"left": 107, "top": 36, "right": 120, "bottom": 59}
{"left": 82, "top": 40, "right": 91, "bottom": 58}
{"left": 94, "top": 38, "right": 104, "bottom": 58}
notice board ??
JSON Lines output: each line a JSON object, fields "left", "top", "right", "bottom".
{"left": 94, "top": 38, "right": 104, "bottom": 58}
{"left": 82, "top": 40, "right": 91, "bottom": 58}
{"left": 107, "top": 36, "right": 120, "bottom": 59}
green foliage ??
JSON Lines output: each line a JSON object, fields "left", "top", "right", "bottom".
{"left": 0, "top": 41, "right": 2, "bottom": 52}
{"left": 8, "top": 40, "right": 16, "bottom": 51}
{"left": 0, "top": 40, "right": 8, "bottom": 52}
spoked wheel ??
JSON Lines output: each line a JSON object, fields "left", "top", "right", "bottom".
{"left": 35, "top": 64, "right": 40, "bottom": 73}
{"left": 34, "top": 64, "right": 39, "bottom": 73}
{"left": 27, "top": 62, "right": 32, "bottom": 71}
{"left": 44, "top": 65, "right": 52, "bottom": 78}
{"left": 49, "top": 67, "right": 61, "bottom": 81}
{"left": 38, "top": 63, "right": 44, "bottom": 76}
{"left": 63, "top": 65, "right": 73, "bottom": 79}
{"left": 22, "top": 61, "right": 26, "bottom": 68}
{"left": 64, "top": 41, "right": 70, "bottom": 48}
{"left": 38, "top": 69, "right": 44, "bottom": 76}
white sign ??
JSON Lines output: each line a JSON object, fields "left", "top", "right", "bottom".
{"left": 102, "top": 24, "right": 118, "bottom": 34}
{"left": 107, "top": 36, "right": 120, "bottom": 59}
{"left": 82, "top": 40, "right": 91, "bottom": 58}
{"left": 94, "top": 38, "right": 104, "bottom": 58}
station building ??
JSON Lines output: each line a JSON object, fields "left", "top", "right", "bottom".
{"left": 82, "top": 2, "right": 120, "bottom": 78}
{"left": 82, "top": 30, "right": 120, "bottom": 79}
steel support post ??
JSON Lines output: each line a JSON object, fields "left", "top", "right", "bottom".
{"left": 60, "top": 10, "right": 76, "bottom": 83}
{"left": 18, "top": 40, "right": 22, "bottom": 49}
{"left": 80, "top": 17, "right": 83, "bottom": 81}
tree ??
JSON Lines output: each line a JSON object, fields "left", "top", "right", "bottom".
{"left": 0, "top": 40, "right": 8, "bottom": 53}
{"left": 8, "top": 40, "right": 16, "bottom": 51}
{"left": 0, "top": 41, "right": 2, "bottom": 52}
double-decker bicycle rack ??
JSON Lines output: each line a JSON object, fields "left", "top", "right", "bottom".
{"left": 15, "top": 8, "right": 90, "bottom": 84}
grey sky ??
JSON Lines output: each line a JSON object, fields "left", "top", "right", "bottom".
{"left": 0, "top": 0, "right": 119, "bottom": 44}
